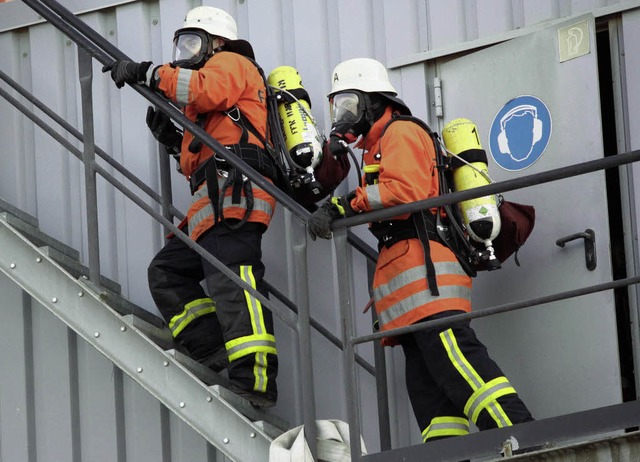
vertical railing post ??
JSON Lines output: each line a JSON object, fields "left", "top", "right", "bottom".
{"left": 158, "top": 145, "right": 175, "bottom": 235}
{"left": 290, "top": 213, "right": 317, "bottom": 458}
{"left": 368, "top": 259, "right": 392, "bottom": 451}
{"left": 334, "top": 227, "right": 363, "bottom": 460}
{"left": 77, "top": 48, "right": 101, "bottom": 285}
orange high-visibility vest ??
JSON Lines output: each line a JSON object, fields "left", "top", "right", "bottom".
{"left": 157, "top": 51, "right": 276, "bottom": 241}
{"left": 352, "top": 108, "right": 472, "bottom": 344}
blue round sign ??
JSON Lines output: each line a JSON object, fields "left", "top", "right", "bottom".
{"left": 488, "top": 95, "right": 552, "bottom": 171}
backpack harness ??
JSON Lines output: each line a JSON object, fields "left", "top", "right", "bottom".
{"left": 369, "top": 114, "right": 480, "bottom": 296}
{"left": 186, "top": 58, "right": 292, "bottom": 231}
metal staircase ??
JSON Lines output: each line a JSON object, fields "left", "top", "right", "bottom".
{"left": 0, "top": 199, "right": 289, "bottom": 461}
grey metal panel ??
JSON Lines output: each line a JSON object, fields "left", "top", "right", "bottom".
{"left": 122, "top": 376, "right": 168, "bottom": 461}
{"left": 380, "top": 0, "right": 421, "bottom": 63}
{"left": 31, "top": 306, "right": 76, "bottom": 462}
{"left": 624, "top": 11, "right": 640, "bottom": 150}
{"left": 0, "top": 277, "right": 36, "bottom": 462}
{"left": 522, "top": 0, "right": 562, "bottom": 26}
{"left": 622, "top": 8, "right": 640, "bottom": 400}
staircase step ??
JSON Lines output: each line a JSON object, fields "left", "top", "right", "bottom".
{"left": 254, "top": 420, "right": 286, "bottom": 440}
{"left": 0, "top": 196, "right": 39, "bottom": 228}
{"left": 121, "top": 314, "right": 175, "bottom": 351}
{"left": 40, "top": 246, "right": 121, "bottom": 294}
{"left": 165, "top": 349, "right": 233, "bottom": 388}
{"left": 211, "top": 385, "right": 290, "bottom": 434}
{"left": 0, "top": 212, "right": 79, "bottom": 260}
{"left": 77, "top": 279, "right": 166, "bottom": 332}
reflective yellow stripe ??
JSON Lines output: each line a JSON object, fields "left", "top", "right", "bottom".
{"left": 465, "top": 377, "right": 516, "bottom": 427}
{"left": 225, "top": 333, "right": 277, "bottom": 362}
{"left": 241, "top": 265, "right": 268, "bottom": 335}
{"left": 422, "top": 416, "right": 469, "bottom": 442}
{"left": 440, "top": 329, "right": 515, "bottom": 427}
{"left": 440, "top": 328, "right": 484, "bottom": 387}
{"left": 168, "top": 297, "right": 216, "bottom": 338}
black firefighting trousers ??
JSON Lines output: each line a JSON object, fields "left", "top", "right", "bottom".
{"left": 148, "top": 222, "right": 278, "bottom": 398}
{"left": 399, "top": 311, "right": 533, "bottom": 442}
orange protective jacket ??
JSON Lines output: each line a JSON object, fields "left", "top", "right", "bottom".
{"left": 351, "top": 108, "right": 472, "bottom": 345}
{"left": 156, "top": 51, "right": 276, "bottom": 242}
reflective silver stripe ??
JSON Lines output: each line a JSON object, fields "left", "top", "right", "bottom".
{"left": 366, "top": 184, "right": 383, "bottom": 209}
{"left": 176, "top": 68, "right": 192, "bottom": 105}
{"left": 423, "top": 420, "right": 469, "bottom": 441}
{"left": 374, "top": 262, "right": 466, "bottom": 300}
{"left": 193, "top": 183, "right": 208, "bottom": 201}
{"left": 226, "top": 337, "right": 277, "bottom": 359}
{"left": 377, "top": 285, "right": 471, "bottom": 327}
{"left": 188, "top": 181, "right": 274, "bottom": 235}
{"left": 188, "top": 203, "right": 214, "bottom": 236}
{"left": 466, "top": 380, "right": 514, "bottom": 427}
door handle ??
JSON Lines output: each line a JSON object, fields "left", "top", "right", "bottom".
{"left": 556, "top": 228, "right": 596, "bottom": 271}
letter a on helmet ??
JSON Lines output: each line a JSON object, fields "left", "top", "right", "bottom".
{"left": 328, "top": 58, "right": 397, "bottom": 96}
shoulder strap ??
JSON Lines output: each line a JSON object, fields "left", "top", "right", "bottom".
{"left": 380, "top": 113, "right": 479, "bottom": 277}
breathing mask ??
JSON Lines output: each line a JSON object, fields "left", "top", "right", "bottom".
{"left": 172, "top": 29, "right": 219, "bottom": 70}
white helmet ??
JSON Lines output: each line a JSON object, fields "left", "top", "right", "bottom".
{"left": 329, "top": 58, "right": 397, "bottom": 96}
{"left": 182, "top": 6, "right": 238, "bottom": 41}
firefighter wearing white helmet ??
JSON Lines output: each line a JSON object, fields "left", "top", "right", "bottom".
{"left": 309, "top": 57, "right": 534, "bottom": 443}
{"left": 103, "top": 6, "right": 279, "bottom": 408}
{"left": 327, "top": 58, "right": 410, "bottom": 147}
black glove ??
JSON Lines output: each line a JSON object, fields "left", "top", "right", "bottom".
{"left": 103, "top": 60, "right": 153, "bottom": 89}
{"left": 146, "top": 106, "right": 183, "bottom": 154}
{"left": 308, "top": 200, "right": 342, "bottom": 240}
{"left": 327, "top": 133, "right": 349, "bottom": 157}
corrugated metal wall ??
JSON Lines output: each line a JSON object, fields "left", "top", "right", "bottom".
{"left": 0, "top": 0, "right": 638, "bottom": 460}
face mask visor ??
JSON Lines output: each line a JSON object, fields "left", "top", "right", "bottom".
{"left": 329, "top": 92, "right": 364, "bottom": 126}
{"left": 172, "top": 30, "right": 211, "bottom": 69}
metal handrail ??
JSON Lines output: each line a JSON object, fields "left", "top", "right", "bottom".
{"left": 0, "top": 68, "right": 380, "bottom": 375}
{"left": 9, "top": 1, "right": 387, "bottom": 455}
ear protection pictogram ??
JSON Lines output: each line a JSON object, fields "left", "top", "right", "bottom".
{"left": 497, "top": 104, "right": 542, "bottom": 154}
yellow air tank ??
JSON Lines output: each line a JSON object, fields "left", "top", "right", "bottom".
{"left": 442, "top": 118, "right": 501, "bottom": 264}
{"left": 267, "top": 66, "right": 323, "bottom": 176}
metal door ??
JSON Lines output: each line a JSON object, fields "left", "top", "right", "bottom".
{"left": 435, "top": 14, "right": 621, "bottom": 420}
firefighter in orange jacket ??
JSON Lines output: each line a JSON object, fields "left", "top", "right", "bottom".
{"left": 104, "top": 6, "right": 277, "bottom": 407}
{"left": 309, "top": 58, "right": 534, "bottom": 440}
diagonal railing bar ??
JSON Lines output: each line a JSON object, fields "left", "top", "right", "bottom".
{"left": 0, "top": 56, "right": 379, "bottom": 379}
{"left": 22, "top": 0, "right": 310, "bottom": 219}
{"left": 19, "top": 0, "right": 386, "bottom": 454}
{"left": 90, "top": 160, "right": 298, "bottom": 330}
{"left": 264, "top": 280, "right": 375, "bottom": 375}
{"left": 0, "top": 68, "right": 183, "bottom": 220}
{"left": 26, "top": 0, "right": 381, "bottom": 263}
{"left": 23, "top": 0, "right": 381, "bottom": 357}
{"left": 0, "top": 80, "right": 378, "bottom": 375}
